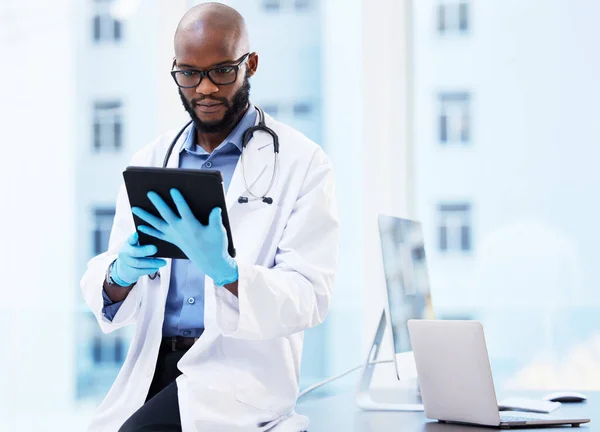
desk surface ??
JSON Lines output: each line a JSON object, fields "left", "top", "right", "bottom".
{"left": 296, "top": 390, "right": 596, "bottom": 431}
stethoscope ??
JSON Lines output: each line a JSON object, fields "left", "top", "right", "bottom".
{"left": 162, "top": 106, "right": 279, "bottom": 205}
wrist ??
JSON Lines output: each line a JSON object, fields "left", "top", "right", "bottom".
{"left": 212, "top": 259, "right": 239, "bottom": 287}
{"left": 109, "top": 260, "right": 134, "bottom": 287}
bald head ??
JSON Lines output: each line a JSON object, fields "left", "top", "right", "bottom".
{"left": 174, "top": 2, "right": 249, "bottom": 57}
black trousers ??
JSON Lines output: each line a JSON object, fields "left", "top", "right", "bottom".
{"left": 118, "top": 348, "right": 185, "bottom": 432}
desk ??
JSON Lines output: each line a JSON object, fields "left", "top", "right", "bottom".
{"left": 296, "top": 391, "right": 596, "bottom": 431}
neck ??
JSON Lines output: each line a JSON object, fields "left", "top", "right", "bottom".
{"left": 196, "top": 105, "right": 249, "bottom": 153}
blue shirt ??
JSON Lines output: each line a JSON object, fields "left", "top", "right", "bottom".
{"left": 102, "top": 105, "right": 257, "bottom": 338}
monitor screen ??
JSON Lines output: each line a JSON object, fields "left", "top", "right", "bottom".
{"left": 378, "top": 214, "right": 434, "bottom": 357}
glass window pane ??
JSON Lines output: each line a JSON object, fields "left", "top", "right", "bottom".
{"left": 92, "top": 337, "right": 102, "bottom": 364}
{"left": 293, "top": 102, "right": 312, "bottom": 116}
{"left": 114, "top": 119, "right": 122, "bottom": 149}
{"left": 437, "top": 4, "right": 446, "bottom": 33}
{"left": 460, "top": 113, "right": 470, "bottom": 142}
{"left": 459, "top": 2, "right": 469, "bottom": 32}
{"left": 460, "top": 225, "right": 471, "bottom": 251}
{"left": 264, "top": 0, "right": 280, "bottom": 12}
{"left": 93, "top": 15, "right": 102, "bottom": 41}
{"left": 440, "top": 113, "right": 448, "bottom": 143}
{"left": 439, "top": 226, "right": 447, "bottom": 251}
{"left": 114, "top": 19, "right": 122, "bottom": 41}
{"left": 93, "top": 122, "right": 101, "bottom": 149}
{"left": 114, "top": 338, "right": 124, "bottom": 363}
{"left": 295, "top": 0, "right": 311, "bottom": 11}
{"left": 262, "top": 104, "right": 279, "bottom": 116}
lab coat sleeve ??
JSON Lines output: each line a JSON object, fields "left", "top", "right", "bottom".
{"left": 214, "top": 149, "right": 339, "bottom": 340}
{"left": 101, "top": 288, "right": 124, "bottom": 321}
{"left": 80, "top": 182, "right": 144, "bottom": 334}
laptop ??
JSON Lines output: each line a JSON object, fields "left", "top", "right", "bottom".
{"left": 407, "top": 320, "right": 591, "bottom": 428}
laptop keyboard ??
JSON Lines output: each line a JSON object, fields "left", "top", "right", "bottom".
{"left": 500, "top": 415, "right": 538, "bottom": 422}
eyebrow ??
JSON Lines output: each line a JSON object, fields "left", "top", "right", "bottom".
{"left": 176, "top": 58, "right": 240, "bottom": 69}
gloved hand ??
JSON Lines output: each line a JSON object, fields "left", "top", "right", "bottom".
{"left": 132, "top": 189, "right": 238, "bottom": 286}
{"left": 111, "top": 232, "right": 167, "bottom": 286}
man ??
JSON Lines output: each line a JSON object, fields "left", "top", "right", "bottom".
{"left": 80, "top": 3, "right": 338, "bottom": 432}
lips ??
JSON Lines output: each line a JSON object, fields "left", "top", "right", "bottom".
{"left": 195, "top": 102, "right": 224, "bottom": 113}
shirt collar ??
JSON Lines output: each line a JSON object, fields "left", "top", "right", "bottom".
{"left": 180, "top": 103, "right": 257, "bottom": 155}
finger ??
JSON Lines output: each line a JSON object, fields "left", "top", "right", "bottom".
{"left": 126, "top": 257, "right": 167, "bottom": 269}
{"left": 208, "top": 207, "right": 223, "bottom": 227}
{"left": 132, "top": 207, "right": 167, "bottom": 232}
{"left": 127, "top": 243, "right": 158, "bottom": 258}
{"left": 127, "top": 232, "right": 139, "bottom": 246}
{"left": 147, "top": 191, "right": 178, "bottom": 224}
{"left": 170, "top": 189, "right": 195, "bottom": 221}
{"left": 129, "top": 266, "right": 162, "bottom": 276}
{"left": 138, "top": 225, "right": 168, "bottom": 241}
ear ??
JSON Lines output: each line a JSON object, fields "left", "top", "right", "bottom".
{"left": 247, "top": 52, "right": 259, "bottom": 77}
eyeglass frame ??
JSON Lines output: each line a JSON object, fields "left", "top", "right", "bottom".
{"left": 170, "top": 53, "right": 250, "bottom": 88}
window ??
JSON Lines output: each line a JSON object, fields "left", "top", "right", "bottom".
{"left": 93, "top": 100, "right": 123, "bottom": 151}
{"left": 294, "top": 0, "right": 311, "bottom": 11}
{"left": 92, "top": 334, "right": 126, "bottom": 365}
{"left": 262, "top": 104, "right": 279, "bottom": 117}
{"left": 437, "top": 0, "right": 470, "bottom": 34}
{"left": 438, "top": 92, "right": 470, "bottom": 145}
{"left": 263, "top": 0, "right": 312, "bottom": 12}
{"left": 92, "top": 0, "right": 122, "bottom": 43}
{"left": 293, "top": 102, "right": 313, "bottom": 116}
{"left": 93, "top": 207, "right": 115, "bottom": 255}
{"left": 76, "top": 313, "right": 131, "bottom": 400}
{"left": 438, "top": 203, "right": 472, "bottom": 252}
{"left": 263, "top": 0, "right": 281, "bottom": 12}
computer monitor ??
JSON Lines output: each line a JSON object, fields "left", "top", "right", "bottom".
{"left": 356, "top": 214, "right": 435, "bottom": 411}
{"left": 378, "top": 214, "right": 435, "bottom": 380}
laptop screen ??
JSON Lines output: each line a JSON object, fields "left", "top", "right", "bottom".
{"left": 378, "top": 214, "right": 435, "bottom": 356}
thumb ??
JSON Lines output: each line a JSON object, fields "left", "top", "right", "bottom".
{"left": 127, "top": 231, "right": 139, "bottom": 245}
{"left": 209, "top": 207, "right": 223, "bottom": 227}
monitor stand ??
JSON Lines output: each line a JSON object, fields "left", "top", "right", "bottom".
{"left": 355, "top": 309, "right": 424, "bottom": 411}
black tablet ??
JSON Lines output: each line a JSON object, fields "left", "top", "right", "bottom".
{"left": 122, "top": 166, "right": 235, "bottom": 259}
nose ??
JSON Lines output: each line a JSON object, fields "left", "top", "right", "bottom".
{"left": 195, "top": 75, "right": 219, "bottom": 95}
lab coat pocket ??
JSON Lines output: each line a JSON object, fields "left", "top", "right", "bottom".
{"left": 223, "top": 339, "right": 288, "bottom": 416}
{"left": 233, "top": 367, "right": 283, "bottom": 417}
{"left": 229, "top": 202, "right": 282, "bottom": 265}
{"left": 230, "top": 360, "right": 284, "bottom": 431}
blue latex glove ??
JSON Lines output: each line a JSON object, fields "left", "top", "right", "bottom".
{"left": 112, "top": 232, "right": 167, "bottom": 286}
{"left": 132, "top": 189, "right": 238, "bottom": 286}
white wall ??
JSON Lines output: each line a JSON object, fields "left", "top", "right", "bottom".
{"left": 320, "top": 0, "right": 366, "bottom": 384}
{"left": 322, "top": 0, "right": 416, "bottom": 391}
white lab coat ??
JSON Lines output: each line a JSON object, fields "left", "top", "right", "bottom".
{"left": 80, "top": 113, "right": 339, "bottom": 432}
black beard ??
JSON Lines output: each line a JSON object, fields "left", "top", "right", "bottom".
{"left": 179, "top": 72, "right": 251, "bottom": 135}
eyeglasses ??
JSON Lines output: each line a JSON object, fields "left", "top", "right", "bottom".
{"left": 171, "top": 53, "right": 250, "bottom": 88}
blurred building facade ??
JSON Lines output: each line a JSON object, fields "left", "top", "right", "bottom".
{"left": 412, "top": 0, "right": 600, "bottom": 385}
